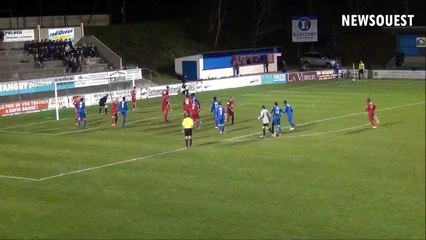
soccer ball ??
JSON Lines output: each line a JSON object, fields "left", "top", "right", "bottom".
{"left": 352, "top": 78, "right": 355, "bottom": 81}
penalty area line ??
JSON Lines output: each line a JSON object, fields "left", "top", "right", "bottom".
{"left": 36, "top": 147, "right": 187, "bottom": 181}
{"left": 225, "top": 101, "right": 425, "bottom": 142}
{"left": 229, "top": 123, "right": 371, "bottom": 143}
{"left": 0, "top": 174, "right": 39, "bottom": 181}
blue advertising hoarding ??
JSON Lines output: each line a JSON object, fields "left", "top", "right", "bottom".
{"left": 260, "top": 73, "right": 287, "bottom": 85}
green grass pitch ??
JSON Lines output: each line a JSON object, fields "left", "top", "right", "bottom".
{"left": 0, "top": 79, "right": 424, "bottom": 239}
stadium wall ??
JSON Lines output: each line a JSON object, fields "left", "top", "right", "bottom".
{"left": 175, "top": 49, "right": 281, "bottom": 80}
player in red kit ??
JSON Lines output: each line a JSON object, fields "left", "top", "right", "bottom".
{"left": 365, "top": 98, "right": 380, "bottom": 128}
{"left": 131, "top": 86, "right": 137, "bottom": 111}
{"left": 183, "top": 93, "right": 192, "bottom": 117}
{"left": 162, "top": 86, "right": 170, "bottom": 122}
{"left": 226, "top": 96, "right": 235, "bottom": 125}
{"left": 190, "top": 100, "right": 200, "bottom": 129}
{"left": 73, "top": 96, "right": 80, "bottom": 125}
{"left": 111, "top": 97, "right": 118, "bottom": 127}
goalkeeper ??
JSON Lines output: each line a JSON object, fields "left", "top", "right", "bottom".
{"left": 99, "top": 94, "right": 108, "bottom": 115}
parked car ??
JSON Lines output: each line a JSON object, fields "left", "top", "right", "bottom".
{"left": 301, "top": 52, "right": 337, "bottom": 68}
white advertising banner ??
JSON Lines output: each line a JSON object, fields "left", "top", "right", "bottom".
{"left": 292, "top": 16, "right": 318, "bottom": 42}
{"left": 198, "top": 75, "right": 261, "bottom": 92}
{"left": 3, "top": 29, "right": 35, "bottom": 42}
{"left": 372, "top": 70, "right": 426, "bottom": 79}
{"left": 48, "top": 28, "right": 75, "bottom": 42}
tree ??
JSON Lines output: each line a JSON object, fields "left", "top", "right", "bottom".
{"left": 208, "top": 0, "right": 228, "bottom": 47}
{"left": 250, "top": 0, "right": 283, "bottom": 47}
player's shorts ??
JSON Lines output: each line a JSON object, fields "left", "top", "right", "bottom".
{"left": 78, "top": 112, "right": 86, "bottom": 119}
{"left": 99, "top": 102, "right": 105, "bottom": 107}
{"left": 184, "top": 108, "right": 191, "bottom": 114}
{"left": 112, "top": 112, "right": 117, "bottom": 117}
{"left": 162, "top": 104, "right": 169, "bottom": 112}
{"left": 262, "top": 123, "right": 270, "bottom": 128}
{"left": 227, "top": 110, "right": 234, "bottom": 116}
{"left": 132, "top": 98, "right": 136, "bottom": 103}
{"left": 217, "top": 117, "right": 225, "bottom": 125}
{"left": 287, "top": 115, "right": 293, "bottom": 122}
{"left": 191, "top": 114, "right": 199, "bottom": 120}
{"left": 273, "top": 118, "right": 281, "bottom": 125}
{"left": 184, "top": 128, "right": 192, "bottom": 137}
{"left": 368, "top": 113, "right": 375, "bottom": 120}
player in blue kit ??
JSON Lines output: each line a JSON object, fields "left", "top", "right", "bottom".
{"left": 77, "top": 97, "right": 86, "bottom": 129}
{"left": 283, "top": 100, "right": 296, "bottom": 130}
{"left": 210, "top": 96, "right": 219, "bottom": 128}
{"left": 119, "top": 96, "right": 128, "bottom": 127}
{"left": 271, "top": 102, "right": 283, "bottom": 137}
{"left": 216, "top": 102, "right": 226, "bottom": 134}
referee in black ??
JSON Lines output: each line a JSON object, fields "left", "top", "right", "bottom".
{"left": 181, "top": 112, "right": 194, "bottom": 149}
{"left": 99, "top": 94, "right": 108, "bottom": 114}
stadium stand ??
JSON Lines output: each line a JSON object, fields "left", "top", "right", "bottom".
{"left": 0, "top": 41, "right": 109, "bottom": 82}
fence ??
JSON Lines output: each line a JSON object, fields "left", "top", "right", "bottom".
{"left": 0, "top": 14, "right": 110, "bottom": 29}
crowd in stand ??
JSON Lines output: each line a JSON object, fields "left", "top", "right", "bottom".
{"left": 24, "top": 39, "right": 98, "bottom": 73}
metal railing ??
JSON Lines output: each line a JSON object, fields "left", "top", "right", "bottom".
{"left": 77, "top": 35, "right": 122, "bottom": 70}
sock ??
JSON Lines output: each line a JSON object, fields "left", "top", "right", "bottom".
{"left": 105, "top": 108, "right": 107, "bottom": 115}
{"left": 231, "top": 115, "right": 234, "bottom": 124}
{"left": 262, "top": 128, "right": 266, "bottom": 136}
{"left": 189, "top": 138, "right": 192, "bottom": 147}
{"left": 221, "top": 125, "right": 225, "bottom": 132}
{"left": 271, "top": 125, "right": 275, "bottom": 134}
{"left": 185, "top": 139, "right": 188, "bottom": 147}
{"left": 279, "top": 127, "right": 282, "bottom": 134}
{"left": 164, "top": 111, "right": 168, "bottom": 121}
{"left": 83, "top": 119, "right": 86, "bottom": 128}
{"left": 99, "top": 108, "right": 101, "bottom": 114}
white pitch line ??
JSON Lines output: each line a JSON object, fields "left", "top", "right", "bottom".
{"left": 0, "top": 174, "right": 38, "bottom": 181}
{"left": 229, "top": 123, "right": 371, "bottom": 143}
{"left": 5, "top": 101, "right": 424, "bottom": 182}
{"left": 37, "top": 147, "right": 187, "bottom": 181}
{"left": 225, "top": 101, "right": 425, "bottom": 141}
{"left": 0, "top": 129, "right": 53, "bottom": 136}
{"left": 51, "top": 115, "right": 162, "bottom": 136}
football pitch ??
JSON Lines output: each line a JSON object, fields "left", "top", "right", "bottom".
{"left": 0, "top": 79, "right": 424, "bottom": 239}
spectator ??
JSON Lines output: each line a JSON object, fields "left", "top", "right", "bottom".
{"left": 0, "top": 30, "right": 4, "bottom": 51}
{"left": 395, "top": 49, "right": 405, "bottom": 67}
{"left": 231, "top": 55, "right": 240, "bottom": 76}
{"left": 26, "top": 39, "right": 98, "bottom": 72}
{"left": 282, "top": 60, "right": 287, "bottom": 73}
{"left": 262, "top": 55, "right": 269, "bottom": 73}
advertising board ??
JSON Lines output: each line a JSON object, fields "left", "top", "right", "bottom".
{"left": 372, "top": 70, "right": 426, "bottom": 79}
{"left": 260, "top": 74, "right": 286, "bottom": 85}
{"left": 48, "top": 28, "right": 75, "bottom": 42}
{"left": 3, "top": 29, "right": 35, "bottom": 42}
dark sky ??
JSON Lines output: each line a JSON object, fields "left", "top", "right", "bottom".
{"left": 0, "top": 0, "right": 425, "bottom": 25}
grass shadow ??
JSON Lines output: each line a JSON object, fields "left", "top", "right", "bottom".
{"left": 380, "top": 121, "right": 403, "bottom": 128}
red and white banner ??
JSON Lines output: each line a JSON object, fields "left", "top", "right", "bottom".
{"left": 0, "top": 100, "right": 49, "bottom": 116}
